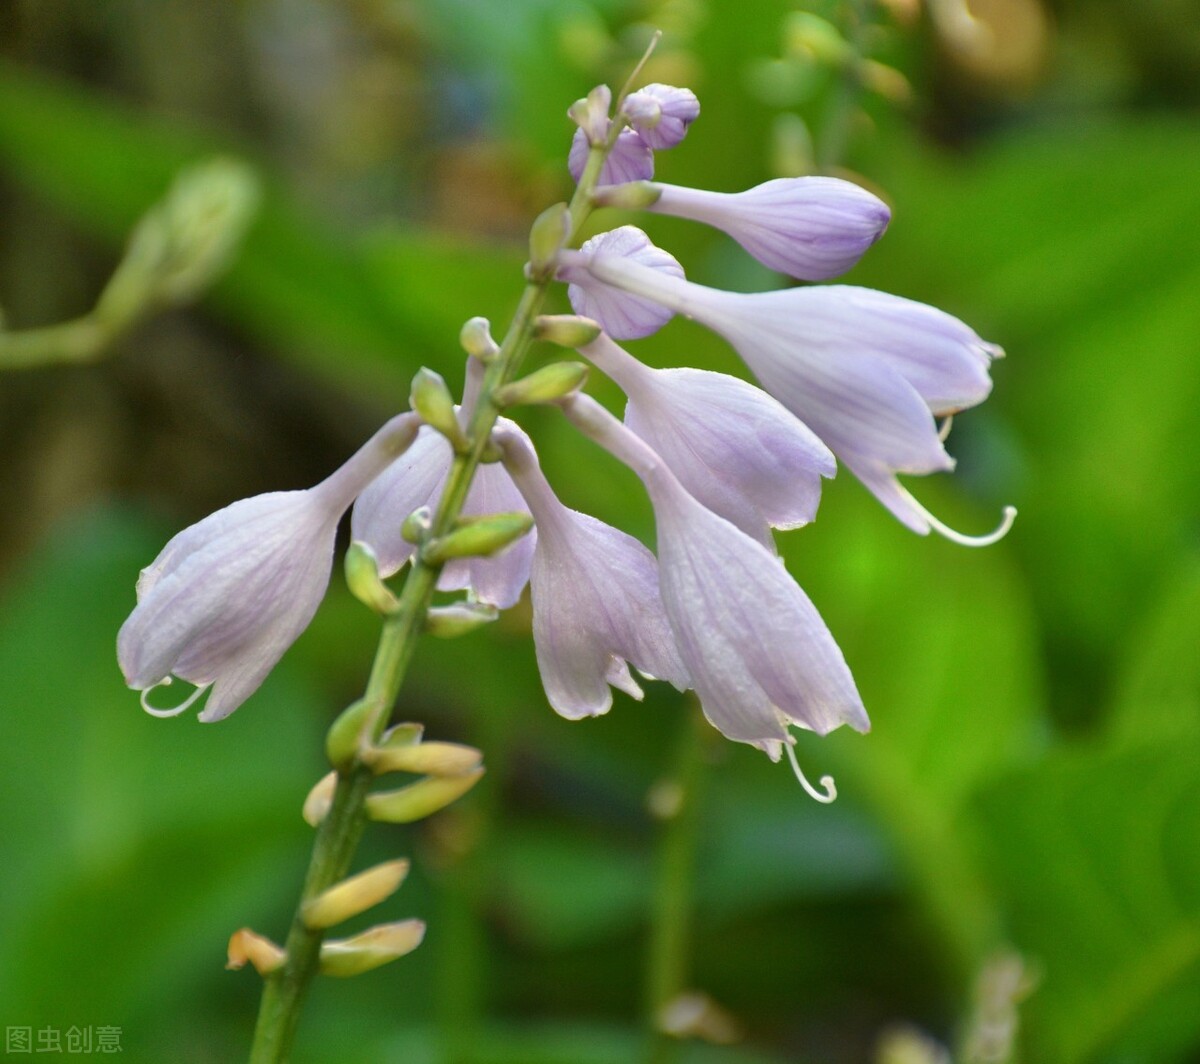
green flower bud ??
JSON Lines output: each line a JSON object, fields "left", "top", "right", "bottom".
{"left": 325, "top": 697, "right": 378, "bottom": 772}
{"left": 379, "top": 722, "right": 425, "bottom": 748}
{"left": 424, "top": 601, "right": 499, "bottom": 638}
{"left": 495, "top": 362, "right": 589, "bottom": 408}
{"left": 422, "top": 512, "right": 534, "bottom": 564}
{"left": 365, "top": 768, "right": 485, "bottom": 823}
{"left": 301, "top": 859, "right": 411, "bottom": 930}
{"left": 534, "top": 315, "right": 602, "bottom": 349}
{"left": 302, "top": 770, "right": 338, "bottom": 827}
{"left": 528, "top": 202, "right": 571, "bottom": 279}
{"left": 319, "top": 919, "right": 426, "bottom": 977}
{"left": 226, "top": 928, "right": 287, "bottom": 976}
{"left": 590, "top": 181, "right": 662, "bottom": 210}
{"left": 344, "top": 541, "right": 398, "bottom": 616}
{"left": 401, "top": 506, "right": 433, "bottom": 546}
{"left": 410, "top": 368, "right": 468, "bottom": 451}
{"left": 364, "top": 740, "right": 483, "bottom": 777}
{"left": 460, "top": 316, "right": 499, "bottom": 362}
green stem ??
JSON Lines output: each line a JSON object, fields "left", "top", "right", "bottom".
{"left": 645, "top": 704, "right": 710, "bottom": 1064}
{"left": 0, "top": 316, "right": 111, "bottom": 369}
{"left": 246, "top": 122, "right": 620, "bottom": 1064}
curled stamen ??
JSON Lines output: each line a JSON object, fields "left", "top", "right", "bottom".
{"left": 938, "top": 415, "right": 954, "bottom": 442}
{"left": 139, "top": 676, "right": 210, "bottom": 718}
{"left": 783, "top": 740, "right": 837, "bottom": 804}
{"left": 900, "top": 486, "right": 1017, "bottom": 548}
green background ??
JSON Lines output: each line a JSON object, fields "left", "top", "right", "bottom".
{"left": 1, "top": 1, "right": 1198, "bottom": 1061}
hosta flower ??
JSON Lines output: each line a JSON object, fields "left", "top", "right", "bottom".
{"left": 560, "top": 227, "right": 684, "bottom": 340}
{"left": 580, "top": 333, "right": 834, "bottom": 546}
{"left": 559, "top": 394, "right": 867, "bottom": 794}
{"left": 495, "top": 424, "right": 687, "bottom": 718}
{"left": 638, "top": 177, "right": 891, "bottom": 280}
{"left": 118, "top": 413, "right": 420, "bottom": 722}
{"left": 350, "top": 421, "right": 534, "bottom": 610}
{"left": 568, "top": 126, "right": 654, "bottom": 187}
{"left": 621, "top": 84, "right": 700, "bottom": 149}
{"left": 566, "top": 231, "right": 1014, "bottom": 543}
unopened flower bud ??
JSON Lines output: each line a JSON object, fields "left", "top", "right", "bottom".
{"left": 567, "top": 84, "right": 612, "bottom": 144}
{"left": 344, "top": 541, "right": 398, "bottom": 615}
{"left": 410, "top": 368, "right": 468, "bottom": 451}
{"left": 325, "top": 697, "right": 378, "bottom": 771}
{"left": 528, "top": 202, "right": 571, "bottom": 279}
{"left": 620, "top": 84, "right": 699, "bottom": 149}
{"left": 460, "top": 316, "right": 500, "bottom": 362}
{"left": 365, "top": 767, "right": 485, "bottom": 823}
{"left": 227, "top": 928, "right": 286, "bottom": 975}
{"left": 319, "top": 919, "right": 426, "bottom": 977}
{"left": 379, "top": 722, "right": 424, "bottom": 748}
{"left": 495, "top": 362, "right": 589, "bottom": 408}
{"left": 534, "top": 315, "right": 602, "bottom": 349}
{"left": 303, "top": 770, "right": 338, "bottom": 827}
{"left": 422, "top": 512, "right": 534, "bottom": 565}
{"left": 301, "top": 859, "right": 411, "bottom": 930}
{"left": 401, "top": 506, "right": 433, "bottom": 545}
{"left": 424, "top": 601, "right": 500, "bottom": 638}
{"left": 364, "top": 740, "right": 483, "bottom": 777}
{"left": 591, "top": 181, "right": 663, "bottom": 210}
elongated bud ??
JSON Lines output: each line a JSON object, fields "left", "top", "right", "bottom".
{"left": 226, "top": 928, "right": 287, "bottom": 975}
{"left": 344, "top": 541, "right": 398, "bottom": 615}
{"left": 379, "top": 722, "right": 424, "bottom": 748}
{"left": 495, "top": 362, "right": 589, "bottom": 408}
{"left": 529, "top": 202, "right": 571, "bottom": 279}
{"left": 325, "top": 697, "right": 378, "bottom": 771}
{"left": 401, "top": 505, "right": 433, "bottom": 546}
{"left": 303, "top": 770, "right": 338, "bottom": 827}
{"left": 364, "top": 740, "right": 483, "bottom": 777}
{"left": 591, "top": 181, "right": 663, "bottom": 210}
{"left": 423, "top": 512, "right": 534, "bottom": 564}
{"left": 424, "top": 601, "right": 499, "bottom": 638}
{"left": 410, "top": 368, "right": 468, "bottom": 451}
{"left": 319, "top": 919, "right": 426, "bottom": 977}
{"left": 365, "top": 768, "right": 485, "bottom": 823}
{"left": 534, "top": 315, "right": 602, "bottom": 349}
{"left": 568, "top": 83, "right": 612, "bottom": 144}
{"left": 460, "top": 316, "right": 500, "bottom": 362}
{"left": 301, "top": 859, "right": 411, "bottom": 930}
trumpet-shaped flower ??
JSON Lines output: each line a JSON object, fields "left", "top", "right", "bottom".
{"left": 495, "top": 424, "right": 688, "bottom": 718}
{"left": 621, "top": 84, "right": 700, "bottom": 149}
{"left": 639, "top": 177, "right": 890, "bottom": 280}
{"left": 560, "top": 227, "right": 684, "bottom": 340}
{"left": 118, "top": 413, "right": 420, "bottom": 722}
{"left": 580, "top": 333, "right": 834, "bottom": 546}
{"left": 560, "top": 394, "right": 867, "bottom": 784}
{"left": 567, "top": 232, "right": 1013, "bottom": 543}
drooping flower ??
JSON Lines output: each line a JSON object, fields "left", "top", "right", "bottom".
{"left": 568, "top": 126, "right": 654, "bottom": 187}
{"left": 118, "top": 413, "right": 420, "bottom": 722}
{"left": 494, "top": 423, "right": 688, "bottom": 718}
{"left": 559, "top": 394, "right": 867, "bottom": 791}
{"left": 580, "top": 333, "right": 834, "bottom": 546}
{"left": 621, "top": 84, "right": 700, "bottom": 149}
{"left": 560, "top": 227, "right": 684, "bottom": 340}
{"left": 636, "top": 177, "right": 891, "bottom": 280}
{"left": 566, "top": 232, "right": 1013, "bottom": 542}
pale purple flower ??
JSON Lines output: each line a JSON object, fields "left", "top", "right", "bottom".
{"left": 495, "top": 424, "right": 687, "bottom": 718}
{"left": 642, "top": 177, "right": 890, "bottom": 280}
{"left": 570, "top": 237, "right": 1014, "bottom": 543}
{"left": 559, "top": 395, "right": 867, "bottom": 790}
{"left": 560, "top": 226, "right": 684, "bottom": 340}
{"left": 350, "top": 418, "right": 535, "bottom": 610}
{"left": 568, "top": 126, "right": 654, "bottom": 187}
{"left": 118, "top": 413, "right": 420, "bottom": 722}
{"left": 621, "top": 84, "right": 700, "bottom": 149}
{"left": 581, "top": 333, "right": 834, "bottom": 546}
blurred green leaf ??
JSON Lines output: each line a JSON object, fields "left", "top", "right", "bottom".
{"left": 975, "top": 739, "right": 1200, "bottom": 1064}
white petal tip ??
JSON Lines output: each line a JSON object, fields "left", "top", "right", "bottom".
{"left": 139, "top": 677, "right": 210, "bottom": 719}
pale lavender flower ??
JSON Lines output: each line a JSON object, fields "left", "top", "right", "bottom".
{"left": 495, "top": 424, "right": 687, "bottom": 718}
{"left": 568, "top": 236, "right": 1014, "bottom": 544}
{"left": 118, "top": 413, "right": 420, "bottom": 722}
{"left": 621, "top": 84, "right": 700, "bottom": 149}
{"left": 568, "top": 126, "right": 654, "bottom": 187}
{"left": 640, "top": 177, "right": 890, "bottom": 280}
{"left": 580, "top": 333, "right": 834, "bottom": 546}
{"left": 560, "top": 394, "right": 867, "bottom": 796}
{"left": 560, "top": 227, "right": 684, "bottom": 340}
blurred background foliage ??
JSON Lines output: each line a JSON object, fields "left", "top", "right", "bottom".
{"left": 1, "top": 1, "right": 1198, "bottom": 1062}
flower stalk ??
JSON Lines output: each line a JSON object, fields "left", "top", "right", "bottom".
{"left": 245, "top": 117, "right": 626, "bottom": 1064}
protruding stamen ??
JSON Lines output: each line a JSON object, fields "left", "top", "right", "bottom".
{"left": 616, "top": 30, "right": 663, "bottom": 108}
{"left": 139, "top": 676, "right": 210, "bottom": 718}
{"left": 901, "top": 487, "right": 1017, "bottom": 548}
{"left": 783, "top": 740, "right": 837, "bottom": 804}
{"left": 938, "top": 414, "right": 954, "bottom": 442}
